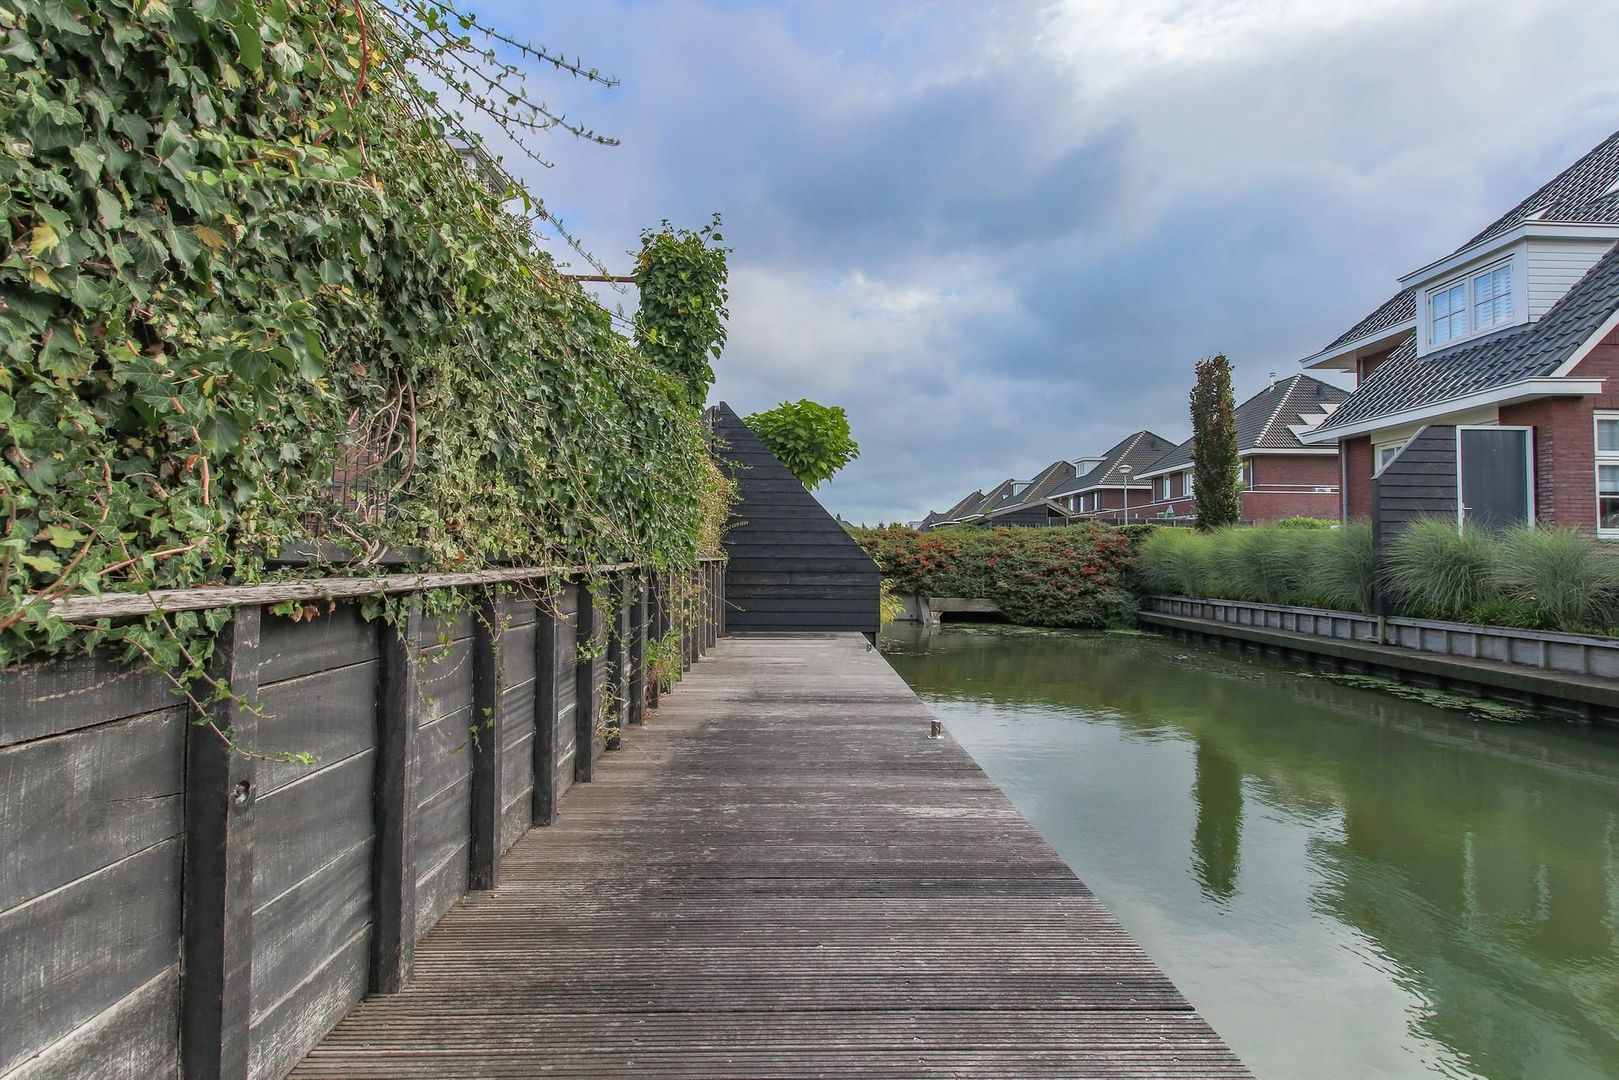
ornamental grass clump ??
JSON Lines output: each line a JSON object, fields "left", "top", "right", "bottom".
{"left": 1490, "top": 526, "right": 1619, "bottom": 632}
{"left": 1382, "top": 519, "right": 1498, "bottom": 621}
{"left": 1136, "top": 528, "right": 1216, "bottom": 597}
{"left": 1208, "top": 525, "right": 1314, "bottom": 605}
{"left": 1304, "top": 521, "right": 1374, "bottom": 613}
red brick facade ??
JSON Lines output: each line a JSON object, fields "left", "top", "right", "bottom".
{"left": 1114, "top": 453, "right": 1342, "bottom": 524}
{"left": 1342, "top": 436, "right": 1374, "bottom": 520}
{"left": 1335, "top": 324, "right": 1619, "bottom": 531}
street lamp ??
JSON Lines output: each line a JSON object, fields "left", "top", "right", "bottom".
{"left": 1118, "top": 464, "right": 1133, "bottom": 523}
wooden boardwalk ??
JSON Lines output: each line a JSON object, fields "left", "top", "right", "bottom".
{"left": 293, "top": 634, "right": 1247, "bottom": 1078}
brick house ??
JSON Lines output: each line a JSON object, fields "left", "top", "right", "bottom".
{"left": 1048, "top": 431, "right": 1179, "bottom": 524}
{"left": 1298, "top": 127, "right": 1619, "bottom": 536}
{"left": 1132, "top": 374, "right": 1349, "bottom": 523}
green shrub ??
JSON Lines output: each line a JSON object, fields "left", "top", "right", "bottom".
{"left": 1490, "top": 526, "right": 1619, "bottom": 631}
{"left": 1275, "top": 516, "right": 1336, "bottom": 529}
{"left": 1382, "top": 519, "right": 1498, "bottom": 620}
{"left": 852, "top": 524, "right": 1137, "bottom": 628}
{"left": 744, "top": 399, "right": 859, "bottom": 489}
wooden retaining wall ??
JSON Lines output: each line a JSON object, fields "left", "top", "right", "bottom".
{"left": 1139, "top": 594, "right": 1619, "bottom": 722}
{"left": 0, "top": 560, "right": 724, "bottom": 1080}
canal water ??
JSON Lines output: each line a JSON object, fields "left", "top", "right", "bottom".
{"left": 881, "top": 623, "right": 1619, "bottom": 1080}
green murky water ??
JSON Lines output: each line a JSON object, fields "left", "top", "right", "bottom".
{"left": 881, "top": 623, "right": 1619, "bottom": 1080}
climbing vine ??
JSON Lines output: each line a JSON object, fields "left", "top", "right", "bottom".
{"left": 0, "top": 0, "right": 716, "bottom": 673}
{"left": 634, "top": 215, "right": 730, "bottom": 409}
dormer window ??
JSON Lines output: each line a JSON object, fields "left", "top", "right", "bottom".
{"left": 1429, "top": 259, "right": 1513, "bottom": 347}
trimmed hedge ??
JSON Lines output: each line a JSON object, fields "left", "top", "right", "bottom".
{"left": 852, "top": 524, "right": 1144, "bottom": 628}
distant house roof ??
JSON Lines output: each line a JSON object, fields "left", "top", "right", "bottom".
{"left": 1050, "top": 431, "right": 1178, "bottom": 497}
{"left": 962, "top": 479, "right": 1017, "bottom": 519}
{"left": 932, "top": 489, "right": 985, "bottom": 524}
{"left": 1318, "top": 128, "right": 1619, "bottom": 355}
{"left": 982, "top": 459, "right": 1080, "bottom": 518}
{"left": 1142, "top": 374, "right": 1350, "bottom": 475}
{"left": 1316, "top": 245, "right": 1619, "bottom": 435}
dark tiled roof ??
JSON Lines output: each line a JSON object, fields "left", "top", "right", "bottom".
{"left": 936, "top": 489, "right": 985, "bottom": 522}
{"left": 1466, "top": 129, "right": 1619, "bottom": 248}
{"left": 1050, "top": 431, "right": 1178, "bottom": 497}
{"left": 1144, "top": 374, "right": 1351, "bottom": 473}
{"left": 1320, "top": 127, "right": 1619, "bottom": 353}
{"left": 956, "top": 479, "right": 1015, "bottom": 520}
{"left": 983, "top": 460, "right": 1080, "bottom": 517}
{"left": 1320, "top": 245, "right": 1619, "bottom": 432}
{"left": 1322, "top": 289, "right": 1416, "bottom": 350}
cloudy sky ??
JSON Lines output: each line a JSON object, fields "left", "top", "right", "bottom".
{"left": 477, "top": 0, "right": 1619, "bottom": 523}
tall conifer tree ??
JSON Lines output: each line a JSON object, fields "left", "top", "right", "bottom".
{"left": 1190, "top": 354, "right": 1241, "bottom": 530}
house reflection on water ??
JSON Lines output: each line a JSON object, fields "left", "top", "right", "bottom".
{"left": 882, "top": 623, "right": 1619, "bottom": 1080}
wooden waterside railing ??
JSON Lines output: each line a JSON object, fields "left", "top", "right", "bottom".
{"left": 0, "top": 557, "right": 725, "bottom": 1080}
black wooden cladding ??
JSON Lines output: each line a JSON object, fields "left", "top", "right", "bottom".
{"left": 2, "top": 567, "right": 725, "bottom": 1080}
{"left": 708, "top": 403, "right": 880, "bottom": 635}
{"left": 1372, "top": 424, "right": 1458, "bottom": 614}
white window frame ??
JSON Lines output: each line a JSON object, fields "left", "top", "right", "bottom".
{"left": 1426, "top": 256, "right": 1516, "bottom": 350}
{"left": 1596, "top": 412, "right": 1619, "bottom": 538}
{"left": 1183, "top": 469, "right": 1195, "bottom": 496}
{"left": 1373, "top": 437, "right": 1410, "bottom": 476}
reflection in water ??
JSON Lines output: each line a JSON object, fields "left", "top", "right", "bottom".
{"left": 1193, "top": 740, "right": 1242, "bottom": 902}
{"left": 881, "top": 623, "right": 1619, "bottom": 1080}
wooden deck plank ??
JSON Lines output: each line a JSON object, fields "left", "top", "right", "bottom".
{"left": 292, "top": 634, "right": 1245, "bottom": 1078}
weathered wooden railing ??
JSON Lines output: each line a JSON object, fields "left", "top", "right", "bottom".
{"left": 0, "top": 557, "right": 725, "bottom": 1080}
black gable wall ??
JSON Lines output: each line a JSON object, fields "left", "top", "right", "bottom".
{"left": 709, "top": 404, "right": 881, "bottom": 636}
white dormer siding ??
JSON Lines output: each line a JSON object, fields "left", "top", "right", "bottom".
{"left": 1415, "top": 247, "right": 1526, "bottom": 355}
{"left": 1407, "top": 227, "right": 1619, "bottom": 357}
{"left": 1526, "top": 237, "right": 1615, "bottom": 318}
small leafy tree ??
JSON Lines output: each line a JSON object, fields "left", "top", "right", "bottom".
{"left": 634, "top": 214, "right": 730, "bottom": 408}
{"left": 745, "top": 400, "right": 860, "bottom": 489}
{"left": 1190, "top": 354, "right": 1241, "bottom": 530}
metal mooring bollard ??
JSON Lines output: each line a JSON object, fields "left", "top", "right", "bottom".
{"left": 929, "top": 718, "right": 942, "bottom": 739}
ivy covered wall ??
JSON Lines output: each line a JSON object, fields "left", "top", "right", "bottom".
{"left": 0, "top": 0, "right": 715, "bottom": 668}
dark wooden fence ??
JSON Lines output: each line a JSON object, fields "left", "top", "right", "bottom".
{"left": 0, "top": 558, "right": 725, "bottom": 1080}
{"left": 1371, "top": 424, "right": 1458, "bottom": 613}
{"left": 708, "top": 402, "right": 881, "bottom": 636}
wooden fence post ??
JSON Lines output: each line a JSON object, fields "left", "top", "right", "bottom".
{"left": 533, "top": 589, "right": 560, "bottom": 825}
{"left": 629, "top": 575, "right": 647, "bottom": 726}
{"left": 575, "top": 580, "right": 598, "bottom": 782}
{"left": 707, "top": 563, "right": 718, "bottom": 650}
{"left": 372, "top": 599, "right": 420, "bottom": 993}
{"left": 717, "top": 562, "right": 726, "bottom": 637}
{"left": 181, "top": 605, "right": 260, "bottom": 1080}
{"left": 647, "top": 572, "right": 662, "bottom": 709}
{"left": 469, "top": 590, "right": 502, "bottom": 890}
{"left": 682, "top": 569, "right": 694, "bottom": 672}
{"left": 605, "top": 573, "right": 625, "bottom": 751}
